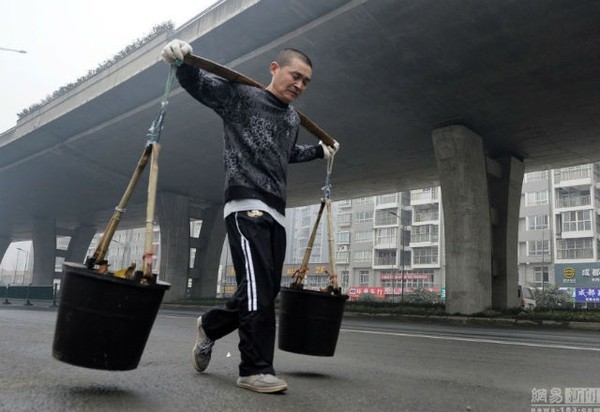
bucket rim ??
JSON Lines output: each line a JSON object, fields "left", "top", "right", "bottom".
{"left": 62, "top": 262, "right": 170, "bottom": 290}
{"left": 280, "top": 286, "right": 348, "bottom": 300}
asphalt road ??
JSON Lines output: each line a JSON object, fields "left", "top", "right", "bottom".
{"left": 1, "top": 305, "right": 599, "bottom": 412}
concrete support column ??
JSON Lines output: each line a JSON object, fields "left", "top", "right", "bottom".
{"left": 32, "top": 217, "right": 56, "bottom": 285}
{"left": 190, "top": 204, "right": 226, "bottom": 299}
{"left": 157, "top": 192, "right": 190, "bottom": 302}
{"left": 65, "top": 225, "right": 97, "bottom": 264}
{"left": 432, "top": 125, "right": 492, "bottom": 314}
{"left": 487, "top": 155, "right": 524, "bottom": 309}
{"left": 0, "top": 235, "right": 12, "bottom": 268}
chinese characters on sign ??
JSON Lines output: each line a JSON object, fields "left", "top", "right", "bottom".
{"left": 348, "top": 286, "right": 386, "bottom": 299}
{"left": 575, "top": 288, "right": 600, "bottom": 303}
{"left": 555, "top": 263, "right": 600, "bottom": 288}
{"left": 531, "top": 387, "right": 600, "bottom": 411}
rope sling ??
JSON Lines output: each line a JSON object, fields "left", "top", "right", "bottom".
{"left": 87, "top": 65, "right": 177, "bottom": 283}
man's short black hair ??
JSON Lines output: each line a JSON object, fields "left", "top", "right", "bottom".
{"left": 276, "top": 48, "right": 312, "bottom": 68}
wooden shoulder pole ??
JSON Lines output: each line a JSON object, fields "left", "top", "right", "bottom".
{"left": 183, "top": 54, "right": 336, "bottom": 147}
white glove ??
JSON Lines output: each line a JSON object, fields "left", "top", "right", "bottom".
{"left": 320, "top": 140, "right": 340, "bottom": 159}
{"left": 161, "top": 39, "right": 193, "bottom": 64}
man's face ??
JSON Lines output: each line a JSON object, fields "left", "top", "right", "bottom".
{"left": 266, "top": 57, "right": 312, "bottom": 104}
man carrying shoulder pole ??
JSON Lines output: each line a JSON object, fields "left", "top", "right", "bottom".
{"left": 161, "top": 39, "right": 339, "bottom": 393}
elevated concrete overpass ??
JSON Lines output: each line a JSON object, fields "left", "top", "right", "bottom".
{"left": 1, "top": 0, "right": 599, "bottom": 313}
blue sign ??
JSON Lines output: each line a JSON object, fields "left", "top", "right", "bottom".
{"left": 575, "top": 288, "right": 600, "bottom": 303}
{"left": 554, "top": 263, "right": 600, "bottom": 288}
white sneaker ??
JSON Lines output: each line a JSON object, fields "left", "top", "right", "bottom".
{"left": 192, "top": 316, "right": 214, "bottom": 372}
{"left": 236, "top": 374, "right": 288, "bottom": 393}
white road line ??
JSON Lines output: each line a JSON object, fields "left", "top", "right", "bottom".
{"left": 341, "top": 328, "right": 600, "bottom": 352}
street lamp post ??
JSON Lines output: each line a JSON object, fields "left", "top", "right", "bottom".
{"left": 16, "top": 247, "right": 30, "bottom": 285}
{"left": 13, "top": 250, "right": 21, "bottom": 284}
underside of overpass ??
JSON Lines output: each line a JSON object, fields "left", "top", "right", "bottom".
{"left": 1, "top": 0, "right": 599, "bottom": 313}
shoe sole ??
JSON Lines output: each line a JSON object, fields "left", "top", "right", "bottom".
{"left": 236, "top": 381, "right": 288, "bottom": 393}
{"left": 192, "top": 346, "right": 211, "bottom": 372}
{"left": 192, "top": 316, "right": 210, "bottom": 372}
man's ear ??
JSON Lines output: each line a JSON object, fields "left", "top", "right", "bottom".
{"left": 269, "top": 61, "right": 280, "bottom": 77}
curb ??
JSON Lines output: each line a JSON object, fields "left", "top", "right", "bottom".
{"left": 27, "top": 302, "right": 595, "bottom": 332}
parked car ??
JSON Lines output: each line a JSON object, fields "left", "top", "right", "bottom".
{"left": 518, "top": 285, "right": 536, "bottom": 310}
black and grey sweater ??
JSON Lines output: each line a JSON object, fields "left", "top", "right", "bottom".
{"left": 176, "top": 64, "right": 324, "bottom": 215}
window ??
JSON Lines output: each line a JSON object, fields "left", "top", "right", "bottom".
{"left": 359, "top": 271, "right": 370, "bottom": 286}
{"left": 403, "top": 273, "right": 434, "bottom": 289}
{"left": 375, "top": 209, "right": 398, "bottom": 226}
{"left": 562, "top": 210, "right": 592, "bottom": 232}
{"left": 355, "top": 211, "right": 374, "bottom": 223}
{"left": 376, "top": 193, "right": 398, "bottom": 205}
{"left": 353, "top": 250, "right": 372, "bottom": 262}
{"left": 336, "top": 250, "right": 350, "bottom": 264}
{"left": 375, "top": 227, "right": 397, "bottom": 246}
{"left": 527, "top": 240, "right": 550, "bottom": 256}
{"left": 528, "top": 215, "right": 549, "bottom": 231}
{"left": 374, "top": 249, "right": 396, "bottom": 266}
{"left": 556, "top": 189, "right": 591, "bottom": 208}
{"left": 337, "top": 213, "right": 352, "bottom": 226}
{"left": 413, "top": 247, "right": 438, "bottom": 265}
{"left": 533, "top": 266, "right": 549, "bottom": 287}
{"left": 411, "top": 187, "right": 438, "bottom": 202}
{"left": 525, "top": 170, "right": 548, "bottom": 182}
{"left": 355, "top": 231, "right": 373, "bottom": 243}
{"left": 412, "top": 225, "right": 438, "bottom": 243}
{"left": 341, "top": 271, "right": 350, "bottom": 287}
{"left": 414, "top": 207, "right": 439, "bottom": 223}
{"left": 336, "top": 231, "right": 350, "bottom": 244}
{"left": 557, "top": 238, "right": 593, "bottom": 259}
{"left": 526, "top": 190, "right": 548, "bottom": 206}
{"left": 354, "top": 197, "right": 374, "bottom": 205}
{"left": 337, "top": 199, "right": 352, "bottom": 208}
{"left": 554, "top": 165, "right": 591, "bottom": 184}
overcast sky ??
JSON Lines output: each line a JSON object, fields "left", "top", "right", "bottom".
{"left": 0, "top": 0, "right": 219, "bottom": 133}
{"left": 0, "top": 0, "right": 218, "bottom": 270}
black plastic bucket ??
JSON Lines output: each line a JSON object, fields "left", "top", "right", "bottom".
{"left": 278, "top": 287, "right": 348, "bottom": 356}
{"left": 52, "top": 262, "right": 170, "bottom": 370}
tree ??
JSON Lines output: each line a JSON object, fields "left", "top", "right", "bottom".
{"left": 535, "top": 284, "right": 572, "bottom": 308}
{"left": 404, "top": 288, "right": 443, "bottom": 305}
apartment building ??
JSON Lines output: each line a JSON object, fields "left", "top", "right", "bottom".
{"left": 278, "top": 190, "right": 445, "bottom": 301}
{"left": 519, "top": 164, "right": 600, "bottom": 297}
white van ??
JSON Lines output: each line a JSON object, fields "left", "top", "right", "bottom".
{"left": 518, "top": 286, "right": 537, "bottom": 310}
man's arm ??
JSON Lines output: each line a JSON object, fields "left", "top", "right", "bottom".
{"left": 162, "top": 39, "right": 234, "bottom": 116}
{"left": 176, "top": 64, "right": 234, "bottom": 116}
{"left": 290, "top": 143, "right": 324, "bottom": 163}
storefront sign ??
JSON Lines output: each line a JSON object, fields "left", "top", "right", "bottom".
{"left": 555, "top": 263, "right": 600, "bottom": 288}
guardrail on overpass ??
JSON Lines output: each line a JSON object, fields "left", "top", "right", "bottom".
{"left": 1, "top": 284, "right": 57, "bottom": 305}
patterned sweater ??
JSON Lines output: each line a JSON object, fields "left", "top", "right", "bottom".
{"left": 176, "top": 64, "right": 324, "bottom": 215}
